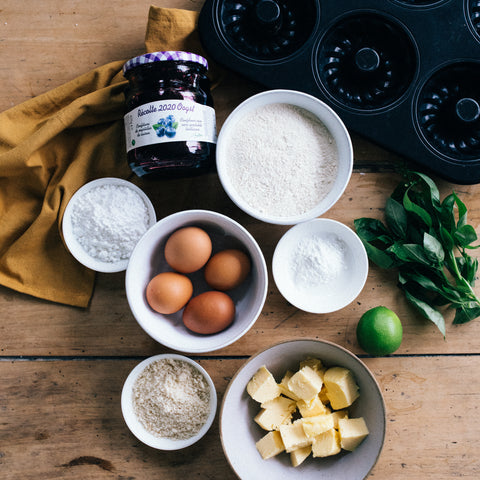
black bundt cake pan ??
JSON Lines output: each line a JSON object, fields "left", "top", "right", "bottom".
{"left": 199, "top": 0, "right": 480, "bottom": 184}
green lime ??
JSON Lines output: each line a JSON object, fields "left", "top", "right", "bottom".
{"left": 356, "top": 306, "right": 403, "bottom": 356}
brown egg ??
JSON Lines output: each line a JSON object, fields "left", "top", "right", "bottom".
{"left": 164, "top": 226, "right": 212, "bottom": 273}
{"left": 183, "top": 291, "right": 235, "bottom": 334}
{"left": 146, "top": 272, "right": 193, "bottom": 314}
{"left": 204, "top": 249, "right": 251, "bottom": 290}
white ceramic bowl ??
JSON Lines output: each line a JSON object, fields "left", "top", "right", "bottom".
{"left": 216, "top": 89, "right": 353, "bottom": 225}
{"left": 272, "top": 218, "right": 368, "bottom": 313}
{"left": 121, "top": 354, "right": 217, "bottom": 450}
{"left": 62, "top": 177, "right": 156, "bottom": 273}
{"left": 220, "top": 339, "right": 386, "bottom": 480}
{"left": 125, "top": 209, "right": 268, "bottom": 353}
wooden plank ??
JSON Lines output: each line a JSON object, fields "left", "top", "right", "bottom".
{"left": 1, "top": 171, "right": 479, "bottom": 357}
{"left": 368, "top": 355, "right": 480, "bottom": 478}
{"left": 1, "top": 356, "right": 479, "bottom": 479}
{"left": 0, "top": 0, "right": 206, "bottom": 110}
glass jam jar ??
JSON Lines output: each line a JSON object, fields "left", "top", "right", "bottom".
{"left": 123, "top": 51, "right": 216, "bottom": 178}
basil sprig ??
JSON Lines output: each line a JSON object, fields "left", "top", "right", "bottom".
{"left": 354, "top": 171, "right": 480, "bottom": 336}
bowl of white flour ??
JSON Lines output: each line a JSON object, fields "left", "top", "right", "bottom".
{"left": 216, "top": 89, "right": 353, "bottom": 225}
{"left": 62, "top": 177, "right": 156, "bottom": 273}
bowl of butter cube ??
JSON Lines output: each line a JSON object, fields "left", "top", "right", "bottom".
{"left": 219, "top": 339, "right": 385, "bottom": 479}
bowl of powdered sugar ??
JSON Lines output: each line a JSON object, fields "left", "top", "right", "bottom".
{"left": 216, "top": 89, "right": 353, "bottom": 225}
{"left": 272, "top": 218, "right": 368, "bottom": 313}
{"left": 62, "top": 177, "right": 156, "bottom": 273}
{"left": 121, "top": 354, "right": 217, "bottom": 450}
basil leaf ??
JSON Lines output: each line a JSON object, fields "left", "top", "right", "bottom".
{"left": 412, "top": 171, "right": 441, "bottom": 207}
{"left": 363, "top": 242, "right": 398, "bottom": 269}
{"left": 388, "top": 243, "right": 432, "bottom": 266}
{"left": 406, "top": 224, "right": 424, "bottom": 245}
{"left": 403, "top": 188, "right": 433, "bottom": 227}
{"left": 399, "top": 270, "right": 462, "bottom": 303}
{"left": 453, "top": 192, "right": 467, "bottom": 228}
{"left": 440, "top": 194, "right": 456, "bottom": 232}
{"left": 454, "top": 224, "right": 478, "bottom": 248}
{"left": 439, "top": 226, "right": 454, "bottom": 251}
{"left": 385, "top": 197, "right": 408, "bottom": 239}
{"left": 457, "top": 256, "right": 478, "bottom": 286}
{"left": 404, "top": 290, "right": 446, "bottom": 336}
{"left": 399, "top": 270, "right": 440, "bottom": 293}
{"left": 353, "top": 218, "right": 392, "bottom": 244}
{"left": 423, "top": 232, "right": 444, "bottom": 264}
{"left": 354, "top": 218, "right": 399, "bottom": 268}
{"left": 450, "top": 274, "right": 479, "bottom": 296}
{"left": 453, "top": 305, "right": 480, "bottom": 325}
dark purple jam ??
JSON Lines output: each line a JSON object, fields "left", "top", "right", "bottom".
{"left": 123, "top": 51, "right": 216, "bottom": 178}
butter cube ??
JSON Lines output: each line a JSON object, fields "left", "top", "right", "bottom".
{"left": 256, "top": 430, "right": 285, "bottom": 460}
{"left": 279, "top": 420, "right": 311, "bottom": 453}
{"left": 247, "top": 366, "right": 281, "bottom": 403}
{"left": 319, "top": 385, "right": 330, "bottom": 405}
{"left": 255, "top": 396, "right": 297, "bottom": 430}
{"left": 300, "top": 357, "right": 326, "bottom": 379}
{"left": 331, "top": 409, "right": 348, "bottom": 428}
{"left": 278, "top": 370, "right": 301, "bottom": 401}
{"left": 297, "top": 395, "right": 329, "bottom": 418}
{"left": 301, "top": 414, "right": 334, "bottom": 438}
{"left": 287, "top": 366, "right": 323, "bottom": 402}
{"left": 323, "top": 367, "right": 360, "bottom": 409}
{"left": 312, "top": 428, "right": 341, "bottom": 458}
{"left": 338, "top": 417, "right": 369, "bottom": 451}
{"left": 290, "top": 445, "right": 312, "bottom": 467}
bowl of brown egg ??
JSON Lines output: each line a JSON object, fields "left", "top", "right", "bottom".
{"left": 125, "top": 209, "right": 268, "bottom": 353}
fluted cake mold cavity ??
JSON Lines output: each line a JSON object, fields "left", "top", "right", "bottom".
{"left": 199, "top": 0, "right": 480, "bottom": 184}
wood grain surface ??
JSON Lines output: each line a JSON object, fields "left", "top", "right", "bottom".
{"left": 1, "top": 1, "right": 480, "bottom": 479}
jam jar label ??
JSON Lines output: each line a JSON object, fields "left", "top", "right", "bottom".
{"left": 124, "top": 99, "right": 217, "bottom": 152}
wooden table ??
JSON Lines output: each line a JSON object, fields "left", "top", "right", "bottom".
{"left": 1, "top": 1, "right": 480, "bottom": 478}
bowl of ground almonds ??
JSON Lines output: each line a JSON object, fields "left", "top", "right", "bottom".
{"left": 220, "top": 339, "right": 385, "bottom": 479}
{"left": 121, "top": 354, "right": 217, "bottom": 450}
{"left": 216, "top": 89, "right": 353, "bottom": 225}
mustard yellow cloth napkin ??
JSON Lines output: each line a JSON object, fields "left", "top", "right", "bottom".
{"left": 0, "top": 6, "right": 214, "bottom": 308}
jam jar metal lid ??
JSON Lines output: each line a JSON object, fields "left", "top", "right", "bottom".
{"left": 123, "top": 51, "right": 209, "bottom": 75}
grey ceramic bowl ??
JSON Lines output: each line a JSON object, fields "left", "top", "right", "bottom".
{"left": 220, "top": 339, "right": 386, "bottom": 479}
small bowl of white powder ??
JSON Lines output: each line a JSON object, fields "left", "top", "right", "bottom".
{"left": 216, "top": 89, "right": 353, "bottom": 225}
{"left": 272, "top": 218, "right": 368, "bottom": 313}
{"left": 62, "top": 177, "right": 156, "bottom": 273}
{"left": 121, "top": 354, "right": 217, "bottom": 450}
